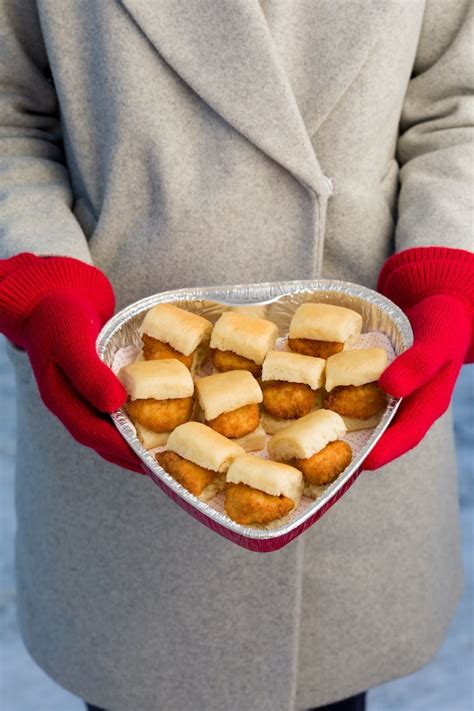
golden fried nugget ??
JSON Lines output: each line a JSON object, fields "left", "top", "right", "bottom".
{"left": 156, "top": 451, "right": 216, "bottom": 496}
{"left": 225, "top": 482, "right": 294, "bottom": 525}
{"left": 206, "top": 403, "right": 260, "bottom": 439}
{"left": 141, "top": 334, "right": 194, "bottom": 369}
{"left": 262, "top": 380, "right": 317, "bottom": 419}
{"left": 288, "top": 337, "right": 343, "bottom": 359}
{"left": 325, "top": 381, "right": 387, "bottom": 419}
{"left": 293, "top": 440, "right": 352, "bottom": 485}
{"left": 211, "top": 348, "right": 261, "bottom": 377}
{"left": 125, "top": 396, "right": 193, "bottom": 432}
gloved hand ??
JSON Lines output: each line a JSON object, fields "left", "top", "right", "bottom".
{"left": 364, "top": 246, "right": 474, "bottom": 470}
{"left": 0, "top": 253, "right": 144, "bottom": 473}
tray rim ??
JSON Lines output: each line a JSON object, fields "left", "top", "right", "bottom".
{"left": 97, "top": 278, "right": 413, "bottom": 541}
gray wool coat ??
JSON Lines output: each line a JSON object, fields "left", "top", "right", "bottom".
{"left": 1, "top": 1, "right": 473, "bottom": 709}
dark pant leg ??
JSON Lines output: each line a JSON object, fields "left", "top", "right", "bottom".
{"left": 308, "top": 691, "right": 367, "bottom": 711}
{"left": 84, "top": 693, "right": 367, "bottom": 711}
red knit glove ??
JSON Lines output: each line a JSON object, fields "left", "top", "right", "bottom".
{"left": 0, "top": 253, "right": 144, "bottom": 473}
{"left": 364, "top": 247, "right": 474, "bottom": 470}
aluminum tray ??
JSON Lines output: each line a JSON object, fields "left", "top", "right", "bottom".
{"left": 96, "top": 279, "right": 413, "bottom": 552}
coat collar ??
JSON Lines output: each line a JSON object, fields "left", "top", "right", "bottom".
{"left": 120, "top": 0, "right": 395, "bottom": 196}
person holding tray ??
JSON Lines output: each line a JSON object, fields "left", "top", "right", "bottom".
{"left": 0, "top": 2, "right": 473, "bottom": 711}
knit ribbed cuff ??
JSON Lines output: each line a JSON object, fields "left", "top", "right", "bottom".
{"left": 0, "top": 255, "right": 115, "bottom": 345}
{"left": 0, "top": 253, "right": 40, "bottom": 282}
{"left": 0, "top": 256, "right": 114, "bottom": 317}
{"left": 377, "top": 247, "right": 474, "bottom": 312}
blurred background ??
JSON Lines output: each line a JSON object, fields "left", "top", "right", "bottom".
{"left": 0, "top": 337, "right": 472, "bottom": 711}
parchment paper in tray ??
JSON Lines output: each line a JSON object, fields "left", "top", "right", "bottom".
{"left": 97, "top": 280, "right": 413, "bottom": 552}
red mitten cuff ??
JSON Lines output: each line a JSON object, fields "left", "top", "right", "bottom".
{"left": 378, "top": 246, "right": 474, "bottom": 310}
{"left": 0, "top": 254, "right": 115, "bottom": 347}
{"left": 0, "top": 253, "right": 39, "bottom": 281}
{"left": 378, "top": 246, "right": 474, "bottom": 363}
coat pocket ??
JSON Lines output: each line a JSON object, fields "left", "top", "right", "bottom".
{"left": 380, "top": 159, "right": 399, "bottom": 222}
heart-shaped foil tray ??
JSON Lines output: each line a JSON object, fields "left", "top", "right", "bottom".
{"left": 97, "top": 280, "right": 412, "bottom": 552}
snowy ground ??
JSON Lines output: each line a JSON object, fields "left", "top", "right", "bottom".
{"left": 0, "top": 338, "right": 472, "bottom": 711}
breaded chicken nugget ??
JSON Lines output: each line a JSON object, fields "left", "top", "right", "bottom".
{"left": 125, "top": 396, "right": 193, "bottom": 432}
{"left": 262, "top": 380, "right": 317, "bottom": 419}
{"left": 141, "top": 334, "right": 194, "bottom": 369}
{"left": 325, "top": 381, "right": 387, "bottom": 420}
{"left": 288, "top": 337, "right": 343, "bottom": 359}
{"left": 156, "top": 450, "right": 215, "bottom": 496}
{"left": 211, "top": 349, "right": 261, "bottom": 377}
{"left": 206, "top": 403, "right": 260, "bottom": 439}
{"left": 225, "top": 482, "right": 294, "bottom": 525}
{"left": 293, "top": 440, "right": 352, "bottom": 485}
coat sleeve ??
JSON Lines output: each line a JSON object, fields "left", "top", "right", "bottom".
{"left": 0, "top": 0, "right": 92, "bottom": 262}
{"left": 395, "top": 0, "right": 473, "bottom": 253}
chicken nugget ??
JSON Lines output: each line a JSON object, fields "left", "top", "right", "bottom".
{"left": 141, "top": 334, "right": 194, "bottom": 369}
{"left": 288, "top": 337, "right": 343, "bottom": 359}
{"left": 125, "top": 396, "right": 193, "bottom": 432}
{"left": 325, "top": 381, "right": 387, "bottom": 420}
{"left": 262, "top": 380, "right": 317, "bottom": 419}
{"left": 205, "top": 403, "right": 260, "bottom": 439}
{"left": 211, "top": 349, "right": 261, "bottom": 377}
{"left": 293, "top": 440, "right": 352, "bottom": 485}
{"left": 225, "top": 482, "right": 294, "bottom": 525}
{"left": 156, "top": 450, "right": 216, "bottom": 496}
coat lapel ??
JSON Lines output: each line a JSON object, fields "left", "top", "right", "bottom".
{"left": 258, "top": 0, "right": 404, "bottom": 138}
{"left": 120, "top": 0, "right": 331, "bottom": 196}
{"left": 120, "top": 0, "right": 399, "bottom": 195}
